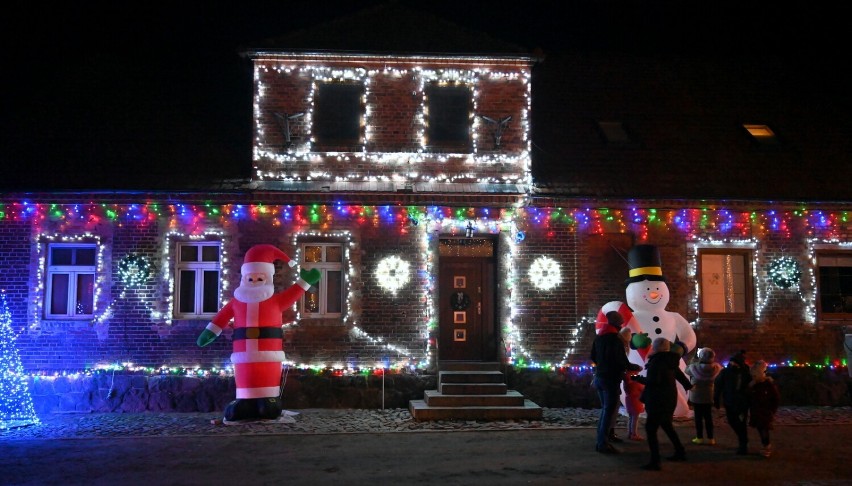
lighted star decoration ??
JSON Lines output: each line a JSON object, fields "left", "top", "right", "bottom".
{"left": 375, "top": 256, "right": 411, "bottom": 294}
{"left": 529, "top": 256, "right": 561, "bottom": 290}
{"left": 768, "top": 256, "right": 802, "bottom": 289}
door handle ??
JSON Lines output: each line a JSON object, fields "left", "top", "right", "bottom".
{"left": 478, "top": 302, "right": 481, "bottom": 315}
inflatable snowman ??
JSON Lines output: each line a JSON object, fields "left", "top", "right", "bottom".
{"left": 623, "top": 244, "right": 696, "bottom": 418}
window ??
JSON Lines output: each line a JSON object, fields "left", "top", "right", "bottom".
{"left": 175, "top": 242, "right": 221, "bottom": 318}
{"left": 45, "top": 243, "right": 97, "bottom": 318}
{"left": 743, "top": 124, "right": 778, "bottom": 145}
{"left": 597, "top": 121, "right": 632, "bottom": 144}
{"left": 697, "top": 249, "right": 751, "bottom": 316}
{"left": 426, "top": 84, "right": 471, "bottom": 149}
{"left": 301, "top": 243, "right": 343, "bottom": 317}
{"left": 312, "top": 82, "right": 363, "bottom": 146}
{"left": 816, "top": 252, "right": 852, "bottom": 316}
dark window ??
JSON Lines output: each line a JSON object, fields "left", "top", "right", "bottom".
{"left": 817, "top": 252, "right": 852, "bottom": 316}
{"left": 313, "top": 83, "right": 362, "bottom": 145}
{"left": 597, "top": 121, "right": 632, "bottom": 144}
{"left": 426, "top": 84, "right": 471, "bottom": 149}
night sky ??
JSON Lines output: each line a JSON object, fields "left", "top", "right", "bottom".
{"left": 1, "top": 1, "right": 845, "bottom": 191}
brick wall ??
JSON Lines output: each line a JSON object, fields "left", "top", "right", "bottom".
{"left": 2, "top": 201, "right": 851, "bottom": 373}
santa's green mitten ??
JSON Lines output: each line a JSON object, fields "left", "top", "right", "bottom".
{"left": 196, "top": 329, "right": 218, "bottom": 347}
{"left": 300, "top": 268, "right": 321, "bottom": 286}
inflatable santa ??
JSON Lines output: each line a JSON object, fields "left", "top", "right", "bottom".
{"left": 623, "top": 244, "right": 696, "bottom": 418}
{"left": 197, "top": 244, "right": 320, "bottom": 422}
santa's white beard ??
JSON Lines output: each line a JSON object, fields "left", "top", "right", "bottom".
{"left": 233, "top": 284, "right": 274, "bottom": 303}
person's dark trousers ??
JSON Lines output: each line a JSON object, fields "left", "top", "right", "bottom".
{"left": 693, "top": 403, "right": 714, "bottom": 439}
{"left": 725, "top": 406, "right": 749, "bottom": 451}
{"left": 757, "top": 427, "right": 770, "bottom": 446}
{"left": 594, "top": 375, "right": 621, "bottom": 449}
{"left": 645, "top": 412, "right": 685, "bottom": 465}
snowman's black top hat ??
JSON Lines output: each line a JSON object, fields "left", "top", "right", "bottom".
{"left": 625, "top": 244, "right": 667, "bottom": 285}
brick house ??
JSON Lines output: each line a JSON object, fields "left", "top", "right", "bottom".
{"left": 1, "top": 3, "right": 849, "bottom": 404}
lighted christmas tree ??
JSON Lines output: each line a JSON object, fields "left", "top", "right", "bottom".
{"left": 0, "top": 290, "right": 39, "bottom": 429}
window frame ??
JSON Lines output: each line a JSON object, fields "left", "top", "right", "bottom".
{"left": 44, "top": 242, "right": 98, "bottom": 319}
{"left": 173, "top": 241, "right": 222, "bottom": 319}
{"left": 425, "top": 83, "right": 473, "bottom": 152}
{"left": 696, "top": 248, "right": 753, "bottom": 319}
{"left": 300, "top": 242, "right": 344, "bottom": 318}
{"left": 815, "top": 250, "right": 852, "bottom": 320}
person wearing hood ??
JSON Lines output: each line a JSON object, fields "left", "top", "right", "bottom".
{"left": 632, "top": 337, "right": 693, "bottom": 471}
{"left": 748, "top": 360, "right": 780, "bottom": 458}
{"left": 686, "top": 347, "right": 723, "bottom": 445}
{"left": 714, "top": 350, "right": 752, "bottom": 455}
{"left": 590, "top": 310, "right": 630, "bottom": 454}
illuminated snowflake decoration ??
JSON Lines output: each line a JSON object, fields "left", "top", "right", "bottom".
{"left": 529, "top": 256, "right": 561, "bottom": 290}
{"left": 375, "top": 256, "right": 411, "bottom": 295}
{"left": 117, "top": 254, "right": 151, "bottom": 288}
{"left": 767, "top": 256, "right": 801, "bottom": 289}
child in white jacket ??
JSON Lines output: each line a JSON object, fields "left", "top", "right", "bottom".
{"left": 686, "top": 348, "right": 723, "bottom": 445}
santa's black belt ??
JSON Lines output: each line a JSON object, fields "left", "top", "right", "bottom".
{"left": 233, "top": 327, "right": 283, "bottom": 340}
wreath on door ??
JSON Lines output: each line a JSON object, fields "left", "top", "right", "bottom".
{"left": 450, "top": 291, "right": 471, "bottom": 310}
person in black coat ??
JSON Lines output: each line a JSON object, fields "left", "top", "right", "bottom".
{"left": 590, "top": 310, "right": 630, "bottom": 453}
{"left": 632, "top": 337, "right": 693, "bottom": 470}
{"left": 714, "top": 350, "right": 752, "bottom": 454}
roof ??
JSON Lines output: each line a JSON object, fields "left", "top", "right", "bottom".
{"left": 2, "top": 2, "right": 849, "bottom": 205}
{"left": 530, "top": 51, "right": 852, "bottom": 203}
{"left": 247, "top": 1, "right": 528, "bottom": 57}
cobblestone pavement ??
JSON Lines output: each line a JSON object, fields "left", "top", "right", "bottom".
{"left": 2, "top": 406, "right": 850, "bottom": 440}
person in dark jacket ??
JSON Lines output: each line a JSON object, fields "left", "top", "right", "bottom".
{"left": 714, "top": 350, "right": 752, "bottom": 454}
{"left": 748, "top": 360, "right": 780, "bottom": 457}
{"left": 590, "top": 310, "right": 630, "bottom": 453}
{"left": 632, "top": 337, "right": 693, "bottom": 470}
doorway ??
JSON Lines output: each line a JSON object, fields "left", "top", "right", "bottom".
{"left": 438, "top": 237, "right": 498, "bottom": 361}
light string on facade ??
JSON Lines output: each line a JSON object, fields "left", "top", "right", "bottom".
{"left": 7, "top": 202, "right": 852, "bottom": 370}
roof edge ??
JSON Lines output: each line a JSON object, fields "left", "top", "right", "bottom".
{"left": 243, "top": 49, "right": 533, "bottom": 65}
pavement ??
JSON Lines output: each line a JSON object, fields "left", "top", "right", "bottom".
{"left": 2, "top": 406, "right": 851, "bottom": 485}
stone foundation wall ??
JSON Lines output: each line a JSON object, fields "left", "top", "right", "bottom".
{"left": 27, "top": 367, "right": 850, "bottom": 415}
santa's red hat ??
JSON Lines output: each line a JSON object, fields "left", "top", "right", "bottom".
{"left": 241, "top": 244, "right": 296, "bottom": 277}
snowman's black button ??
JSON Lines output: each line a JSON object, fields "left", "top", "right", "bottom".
{"left": 655, "top": 328, "right": 662, "bottom": 334}
{"left": 653, "top": 316, "right": 660, "bottom": 322}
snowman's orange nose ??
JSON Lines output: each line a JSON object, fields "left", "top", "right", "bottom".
{"left": 649, "top": 291, "right": 660, "bottom": 300}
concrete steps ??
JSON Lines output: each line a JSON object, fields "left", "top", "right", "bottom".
{"left": 409, "top": 361, "right": 543, "bottom": 421}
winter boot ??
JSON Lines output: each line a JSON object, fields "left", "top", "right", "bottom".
{"left": 224, "top": 398, "right": 258, "bottom": 422}
{"left": 667, "top": 449, "right": 687, "bottom": 461}
{"left": 256, "top": 396, "right": 283, "bottom": 420}
{"left": 608, "top": 429, "right": 624, "bottom": 443}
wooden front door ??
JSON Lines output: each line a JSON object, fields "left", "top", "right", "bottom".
{"left": 438, "top": 238, "right": 497, "bottom": 361}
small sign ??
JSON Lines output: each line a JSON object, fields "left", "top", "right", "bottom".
{"left": 453, "top": 311, "right": 466, "bottom": 323}
{"left": 454, "top": 329, "right": 466, "bottom": 341}
{"left": 454, "top": 276, "right": 466, "bottom": 289}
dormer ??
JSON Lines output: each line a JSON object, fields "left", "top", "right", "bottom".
{"left": 242, "top": 3, "right": 532, "bottom": 198}
{"left": 248, "top": 52, "right": 532, "bottom": 195}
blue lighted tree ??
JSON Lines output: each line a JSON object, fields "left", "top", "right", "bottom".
{"left": 0, "top": 290, "right": 39, "bottom": 429}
